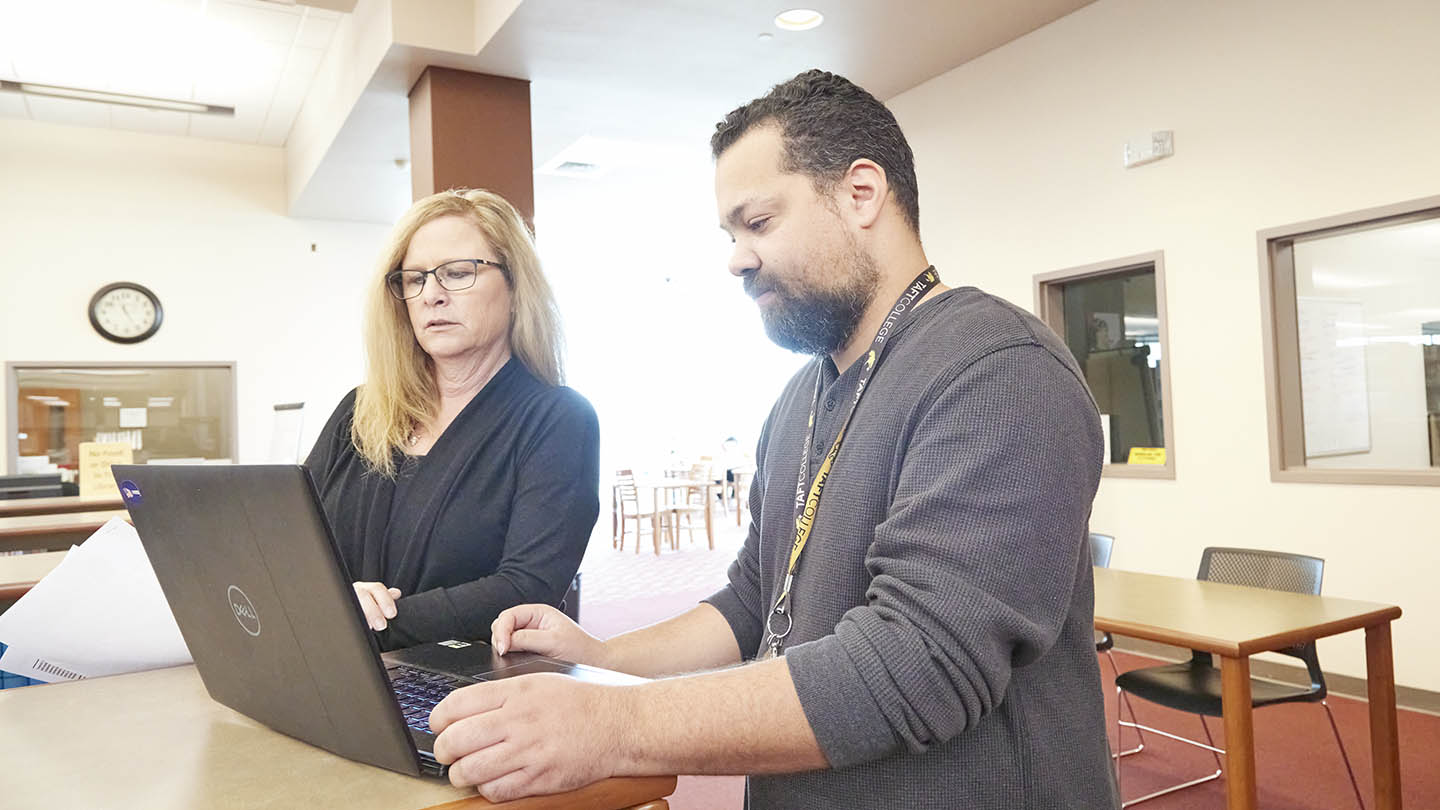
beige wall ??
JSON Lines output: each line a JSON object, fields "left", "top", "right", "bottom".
{"left": 889, "top": 0, "right": 1440, "bottom": 690}
{"left": 0, "top": 118, "right": 390, "bottom": 472}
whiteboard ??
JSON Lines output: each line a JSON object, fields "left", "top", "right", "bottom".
{"left": 1297, "top": 297, "right": 1371, "bottom": 457}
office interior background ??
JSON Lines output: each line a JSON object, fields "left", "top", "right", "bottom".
{"left": 2, "top": 0, "right": 1438, "bottom": 719}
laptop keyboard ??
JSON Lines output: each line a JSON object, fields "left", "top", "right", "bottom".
{"left": 389, "top": 665, "right": 463, "bottom": 734}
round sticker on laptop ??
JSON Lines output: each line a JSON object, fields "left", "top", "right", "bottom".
{"left": 118, "top": 480, "right": 143, "bottom": 506}
{"left": 227, "top": 585, "right": 261, "bottom": 636}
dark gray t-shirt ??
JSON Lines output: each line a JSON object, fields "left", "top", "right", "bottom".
{"left": 706, "top": 285, "right": 1118, "bottom": 809}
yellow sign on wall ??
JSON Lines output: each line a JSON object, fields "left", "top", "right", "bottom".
{"left": 1127, "top": 447, "right": 1167, "bottom": 465}
{"left": 79, "top": 442, "right": 134, "bottom": 498}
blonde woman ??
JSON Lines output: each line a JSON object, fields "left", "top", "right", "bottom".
{"left": 306, "top": 189, "right": 598, "bottom": 652}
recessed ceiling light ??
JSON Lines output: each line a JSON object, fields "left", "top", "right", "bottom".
{"left": 774, "top": 9, "right": 824, "bottom": 31}
{"left": 0, "top": 79, "right": 233, "bottom": 116}
{"left": 757, "top": 32, "right": 775, "bottom": 42}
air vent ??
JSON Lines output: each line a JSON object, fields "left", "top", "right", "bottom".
{"left": 537, "top": 136, "right": 630, "bottom": 179}
{"left": 554, "top": 160, "right": 602, "bottom": 175}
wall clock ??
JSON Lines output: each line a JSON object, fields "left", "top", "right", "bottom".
{"left": 89, "top": 282, "right": 163, "bottom": 344}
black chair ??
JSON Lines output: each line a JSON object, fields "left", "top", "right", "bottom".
{"left": 1113, "top": 547, "right": 1364, "bottom": 808}
{"left": 1089, "top": 533, "right": 1145, "bottom": 759}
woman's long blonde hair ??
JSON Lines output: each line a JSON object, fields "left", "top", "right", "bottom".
{"left": 351, "top": 188, "right": 563, "bottom": 476}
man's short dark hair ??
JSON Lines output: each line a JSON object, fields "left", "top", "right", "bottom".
{"left": 711, "top": 69, "right": 920, "bottom": 234}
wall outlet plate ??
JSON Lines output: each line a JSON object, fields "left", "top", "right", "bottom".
{"left": 1124, "top": 130, "right": 1175, "bottom": 168}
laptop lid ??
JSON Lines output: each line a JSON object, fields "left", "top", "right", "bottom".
{"left": 113, "top": 464, "right": 424, "bottom": 776}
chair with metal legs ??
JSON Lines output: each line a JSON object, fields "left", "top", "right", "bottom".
{"left": 1113, "top": 547, "right": 1365, "bottom": 808}
{"left": 1089, "top": 533, "right": 1145, "bottom": 760}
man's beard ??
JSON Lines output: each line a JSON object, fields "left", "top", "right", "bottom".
{"left": 746, "top": 245, "right": 881, "bottom": 356}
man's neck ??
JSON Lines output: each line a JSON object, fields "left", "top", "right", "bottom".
{"left": 830, "top": 259, "right": 948, "bottom": 372}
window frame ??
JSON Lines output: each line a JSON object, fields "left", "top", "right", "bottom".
{"left": 1034, "top": 250, "right": 1176, "bottom": 480}
{"left": 1258, "top": 194, "right": 1440, "bottom": 486}
{"left": 6, "top": 361, "right": 239, "bottom": 473}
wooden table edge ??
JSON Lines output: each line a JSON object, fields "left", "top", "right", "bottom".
{"left": 1234, "top": 607, "right": 1403, "bottom": 656}
{"left": 1092, "top": 619, "right": 1242, "bottom": 658}
{"left": 423, "top": 775, "right": 677, "bottom": 810}
{"left": 0, "top": 580, "right": 42, "bottom": 601}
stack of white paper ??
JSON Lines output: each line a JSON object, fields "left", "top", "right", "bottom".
{"left": 0, "top": 518, "right": 191, "bottom": 682}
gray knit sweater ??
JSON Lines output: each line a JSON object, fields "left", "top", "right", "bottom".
{"left": 706, "top": 285, "right": 1119, "bottom": 809}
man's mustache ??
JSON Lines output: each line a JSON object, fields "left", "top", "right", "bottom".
{"left": 743, "top": 274, "right": 776, "bottom": 300}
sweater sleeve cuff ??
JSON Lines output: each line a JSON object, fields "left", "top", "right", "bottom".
{"left": 785, "top": 632, "right": 896, "bottom": 768}
{"left": 702, "top": 586, "right": 763, "bottom": 661}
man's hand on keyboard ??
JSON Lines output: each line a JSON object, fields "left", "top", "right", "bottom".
{"left": 428, "top": 672, "right": 623, "bottom": 801}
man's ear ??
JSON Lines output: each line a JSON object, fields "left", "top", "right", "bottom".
{"left": 838, "top": 158, "right": 889, "bottom": 229}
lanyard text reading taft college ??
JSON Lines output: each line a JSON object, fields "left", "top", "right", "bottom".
{"left": 763, "top": 266, "right": 939, "bottom": 658}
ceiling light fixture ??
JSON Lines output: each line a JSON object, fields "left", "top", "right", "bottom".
{"left": 774, "top": 8, "right": 824, "bottom": 31}
{"left": 0, "top": 80, "right": 234, "bottom": 116}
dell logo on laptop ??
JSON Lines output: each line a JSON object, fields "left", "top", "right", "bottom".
{"left": 227, "top": 585, "right": 261, "bottom": 636}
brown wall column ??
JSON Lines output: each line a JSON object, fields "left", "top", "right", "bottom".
{"left": 408, "top": 67, "right": 534, "bottom": 223}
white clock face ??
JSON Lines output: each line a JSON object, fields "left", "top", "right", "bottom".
{"left": 94, "top": 287, "right": 158, "bottom": 339}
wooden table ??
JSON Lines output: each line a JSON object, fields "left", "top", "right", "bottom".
{"left": 0, "top": 665, "right": 674, "bottom": 809}
{"left": 0, "top": 494, "right": 124, "bottom": 518}
{"left": 634, "top": 479, "right": 716, "bottom": 554}
{"left": 0, "top": 550, "right": 66, "bottom": 603}
{"left": 0, "top": 509, "right": 131, "bottom": 554}
{"left": 1093, "top": 567, "right": 1403, "bottom": 810}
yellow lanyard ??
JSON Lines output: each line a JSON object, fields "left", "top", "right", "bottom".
{"left": 764, "top": 267, "right": 938, "bottom": 656}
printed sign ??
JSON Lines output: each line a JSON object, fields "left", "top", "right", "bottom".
{"left": 79, "top": 442, "right": 134, "bottom": 498}
{"left": 1127, "top": 447, "right": 1167, "bottom": 465}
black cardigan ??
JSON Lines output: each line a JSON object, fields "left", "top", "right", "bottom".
{"left": 305, "top": 359, "right": 599, "bottom": 651}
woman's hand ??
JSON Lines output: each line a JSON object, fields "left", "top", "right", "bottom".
{"left": 353, "top": 581, "right": 403, "bottom": 631}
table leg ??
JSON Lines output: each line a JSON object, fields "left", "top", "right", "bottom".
{"left": 1219, "top": 654, "right": 1257, "bottom": 810}
{"left": 704, "top": 485, "right": 714, "bottom": 549}
{"left": 1366, "top": 621, "right": 1402, "bottom": 809}
{"left": 651, "top": 490, "right": 662, "bottom": 556}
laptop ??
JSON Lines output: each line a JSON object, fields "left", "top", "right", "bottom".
{"left": 111, "top": 463, "right": 636, "bottom": 778}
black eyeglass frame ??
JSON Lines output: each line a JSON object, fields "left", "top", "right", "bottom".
{"left": 385, "top": 258, "right": 507, "bottom": 300}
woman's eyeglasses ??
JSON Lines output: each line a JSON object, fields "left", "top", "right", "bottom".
{"left": 385, "top": 258, "right": 506, "bottom": 300}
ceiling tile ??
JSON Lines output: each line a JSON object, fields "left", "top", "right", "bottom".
{"left": 23, "top": 95, "right": 112, "bottom": 128}
{"left": 207, "top": 0, "right": 303, "bottom": 46}
{"left": 191, "top": 40, "right": 289, "bottom": 106}
{"left": 103, "top": 55, "right": 197, "bottom": 103}
{"left": 272, "top": 47, "right": 325, "bottom": 106}
{"left": 256, "top": 46, "right": 324, "bottom": 145}
{"left": 9, "top": 55, "right": 110, "bottom": 92}
{"left": 109, "top": 105, "right": 191, "bottom": 136}
{"left": 258, "top": 97, "right": 301, "bottom": 145}
{"left": 294, "top": 15, "right": 338, "bottom": 49}
{"left": 188, "top": 105, "right": 265, "bottom": 143}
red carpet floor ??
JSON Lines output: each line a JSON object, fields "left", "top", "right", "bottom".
{"left": 577, "top": 533, "right": 1439, "bottom": 809}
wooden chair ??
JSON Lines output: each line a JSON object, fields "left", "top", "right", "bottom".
{"left": 612, "top": 470, "right": 671, "bottom": 555}
{"left": 670, "top": 462, "right": 713, "bottom": 548}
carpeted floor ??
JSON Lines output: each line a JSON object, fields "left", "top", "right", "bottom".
{"left": 577, "top": 522, "right": 1440, "bottom": 809}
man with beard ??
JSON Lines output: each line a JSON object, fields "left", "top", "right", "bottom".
{"left": 426, "top": 70, "right": 1118, "bottom": 810}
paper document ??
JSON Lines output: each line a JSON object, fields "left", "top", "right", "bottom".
{"left": 0, "top": 518, "right": 191, "bottom": 682}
